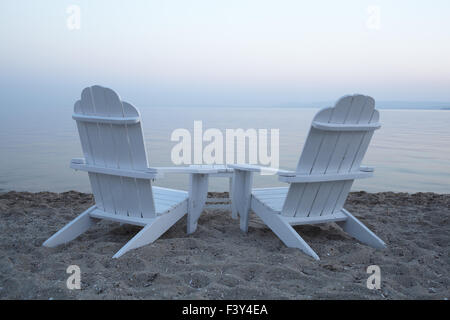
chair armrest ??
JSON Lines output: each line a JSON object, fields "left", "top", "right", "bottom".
{"left": 70, "top": 158, "right": 163, "bottom": 179}
{"left": 278, "top": 170, "right": 374, "bottom": 183}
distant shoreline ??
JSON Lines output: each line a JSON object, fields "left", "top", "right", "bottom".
{"left": 134, "top": 105, "right": 450, "bottom": 110}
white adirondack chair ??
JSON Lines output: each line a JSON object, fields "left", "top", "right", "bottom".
{"left": 43, "top": 85, "right": 218, "bottom": 258}
{"left": 230, "top": 94, "right": 386, "bottom": 260}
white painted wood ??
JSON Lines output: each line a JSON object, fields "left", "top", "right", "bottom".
{"left": 72, "top": 114, "right": 140, "bottom": 124}
{"left": 74, "top": 98, "right": 106, "bottom": 211}
{"left": 187, "top": 173, "right": 209, "bottom": 234}
{"left": 43, "top": 206, "right": 98, "bottom": 247}
{"left": 186, "top": 168, "right": 235, "bottom": 215}
{"left": 228, "top": 164, "right": 262, "bottom": 172}
{"left": 90, "top": 209, "right": 154, "bottom": 226}
{"left": 188, "top": 167, "right": 235, "bottom": 212}
{"left": 251, "top": 197, "right": 320, "bottom": 260}
{"left": 80, "top": 86, "right": 121, "bottom": 215}
{"left": 230, "top": 169, "right": 253, "bottom": 232}
{"left": 104, "top": 89, "right": 140, "bottom": 217}
{"left": 70, "top": 162, "right": 161, "bottom": 179}
{"left": 317, "top": 181, "right": 342, "bottom": 216}
{"left": 230, "top": 94, "right": 386, "bottom": 260}
{"left": 351, "top": 100, "right": 379, "bottom": 171}
{"left": 311, "top": 121, "right": 380, "bottom": 131}
{"left": 328, "top": 96, "right": 379, "bottom": 214}
{"left": 79, "top": 86, "right": 152, "bottom": 219}
{"left": 230, "top": 171, "right": 240, "bottom": 220}
{"left": 285, "top": 211, "right": 347, "bottom": 225}
{"left": 153, "top": 185, "right": 188, "bottom": 195}
{"left": 290, "top": 95, "right": 353, "bottom": 218}
{"left": 338, "top": 209, "right": 386, "bottom": 249}
{"left": 153, "top": 186, "right": 188, "bottom": 215}
{"left": 278, "top": 170, "right": 373, "bottom": 183}
{"left": 291, "top": 95, "right": 379, "bottom": 218}
{"left": 43, "top": 85, "right": 197, "bottom": 258}
{"left": 240, "top": 171, "right": 253, "bottom": 232}
{"left": 136, "top": 179, "right": 157, "bottom": 218}
{"left": 150, "top": 166, "right": 225, "bottom": 174}
{"left": 226, "top": 164, "right": 375, "bottom": 182}
{"left": 228, "top": 164, "right": 291, "bottom": 175}
{"left": 228, "top": 175, "right": 237, "bottom": 218}
{"left": 254, "top": 187, "right": 288, "bottom": 212}
{"left": 280, "top": 184, "right": 305, "bottom": 216}
{"left": 294, "top": 182, "right": 321, "bottom": 217}
{"left": 249, "top": 187, "right": 385, "bottom": 260}
{"left": 113, "top": 200, "right": 188, "bottom": 258}
{"left": 153, "top": 192, "right": 188, "bottom": 202}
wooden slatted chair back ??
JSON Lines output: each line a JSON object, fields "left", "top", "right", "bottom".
{"left": 281, "top": 95, "right": 379, "bottom": 217}
{"left": 74, "top": 85, "right": 156, "bottom": 218}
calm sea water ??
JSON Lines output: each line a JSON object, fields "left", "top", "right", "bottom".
{"left": 0, "top": 107, "right": 449, "bottom": 193}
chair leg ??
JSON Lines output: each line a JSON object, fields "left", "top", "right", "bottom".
{"left": 113, "top": 203, "right": 187, "bottom": 258}
{"left": 269, "top": 215, "right": 320, "bottom": 260}
{"left": 43, "top": 206, "right": 97, "bottom": 247}
{"left": 338, "top": 209, "right": 386, "bottom": 249}
{"left": 112, "top": 223, "right": 156, "bottom": 259}
{"left": 253, "top": 201, "right": 320, "bottom": 260}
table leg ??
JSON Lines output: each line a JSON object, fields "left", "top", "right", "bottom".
{"left": 187, "top": 173, "right": 209, "bottom": 234}
{"left": 229, "top": 175, "right": 238, "bottom": 219}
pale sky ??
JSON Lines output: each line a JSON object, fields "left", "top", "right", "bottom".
{"left": 1, "top": 0, "right": 450, "bottom": 108}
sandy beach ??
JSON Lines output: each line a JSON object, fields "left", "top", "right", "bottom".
{"left": 0, "top": 190, "right": 448, "bottom": 300}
